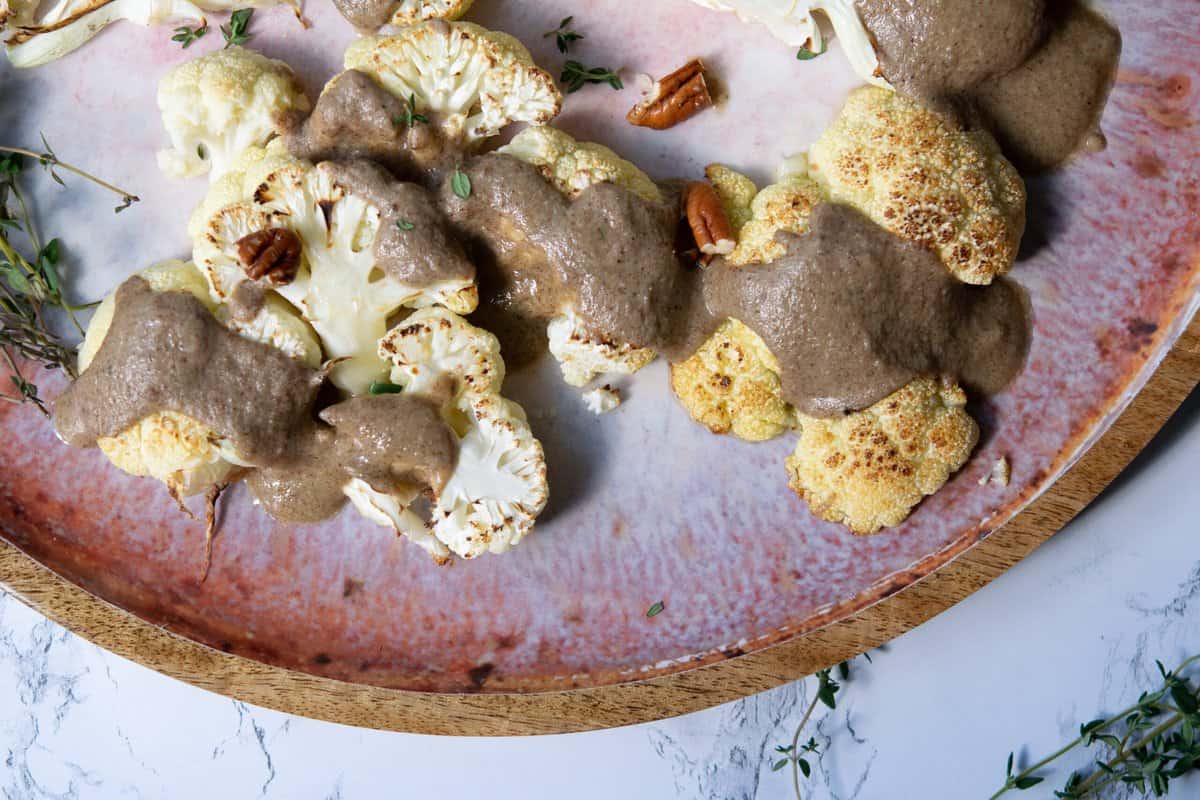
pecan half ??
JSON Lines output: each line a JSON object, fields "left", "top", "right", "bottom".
{"left": 236, "top": 228, "right": 302, "bottom": 285}
{"left": 682, "top": 181, "right": 736, "bottom": 265}
{"left": 627, "top": 59, "right": 713, "bottom": 131}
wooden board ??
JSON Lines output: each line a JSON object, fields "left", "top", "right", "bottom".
{"left": 1, "top": 318, "right": 1195, "bottom": 736}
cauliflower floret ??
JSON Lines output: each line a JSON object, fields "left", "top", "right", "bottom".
{"left": 363, "top": 309, "right": 548, "bottom": 560}
{"left": 685, "top": 0, "right": 886, "bottom": 89}
{"left": 2, "top": 0, "right": 296, "bottom": 68}
{"left": 219, "top": 293, "right": 323, "bottom": 369}
{"left": 808, "top": 86, "right": 1026, "bottom": 284}
{"left": 785, "top": 377, "right": 979, "bottom": 534}
{"left": 669, "top": 165, "right": 828, "bottom": 440}
{"left": 678, "top": 108, "right": 1021, "bottom": 440}
{"left": 194, "top": 159, "right": 478, "bottom": 393}
{"left": 547, "top": 310, "right": 655, "bottom": 388}
{"left": 499, "top": 126, "right": 662, "bottom": 204}
{"left": 388, "top": 0, "right": 473, "bottom": 26}
{"left": 378, "top": 306, "right": 504, "bottom": 401}
{"left": 499, "top": 127, "right": 663, "bottom": 388}
{"left": 705, "top": 164, "right": 757, "bottom": 235}
{"left": 432, "top": 393, "right": 547, "bottom": 558}
{"left": 186, "top": 140, "right": 297, "bottom": 240}
{"left": 157, "top": 46, "right": 310, "bottom": 182}
{"left": 80, "top": 260, "right": 320, "bottom": 498}
{"left": 343, "top": 479, "right": 451, "bottom": 562}
{"left": 582, "top": 385, "right": 621, "bottom": 415}
{"left": 726, "top": 169, "right": 826, "bottom": 267}
{"left": 670, "top": 318, "right": 796, "bottom": 442}
{"left": 78, "top": 259, "right": 213, "bottom": 371}
{"left": 343, "top": 21, "right": 562, "bottom": 148}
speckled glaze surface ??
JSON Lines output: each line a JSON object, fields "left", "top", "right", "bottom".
{"left": 0, "top": 1, "right": 1196, "bottom": 694}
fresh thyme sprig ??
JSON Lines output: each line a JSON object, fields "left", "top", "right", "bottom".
{"left": 560, "top": 60, "right": 623, "bottom": 94}
{"left": 544, "top": 16, "right": 584, "bottom": 54}
{"left": 393, "top": 93, "right": 428, "bottom": 128}
{"left": 0, "top": 141, "right": 140, "bottom": 413}
{"left": 992, "top": 653, "right": 1200, "bottom": 798}
{"left": 171, "top": 21, "right": 208, "bottom": 49}
{"left": 772, "top": 656, "right": 869, "bottom": 799}
{"left": 221, "top": 8, "right": 253, "bottom": 48}
{"left": 3, "top": 138, "right": 139, "bottom": 213}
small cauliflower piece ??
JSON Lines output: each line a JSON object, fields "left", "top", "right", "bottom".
{"left": 500, "top": 127, "right": 662, "bottom": 388}
{"left": 157, "top": 46, "right": 310, "bottom": 182}
{"left": 186, "top": 141, "right": 298, "bottom": 241}
{"left": 705, "top": 164, "right": 757, "bottom": 235}
{"left": 547, "top": 310, "right": 656, "bottom": 388}
{"left": 343, "top": 21, "right": 562, "bottom": 148}
{"left": 499, "top": 126, "right": 662, "bottom": 204}
{"left": 582, "top": 385, "right": 621, "bottom": 415}
{"left": 978, "top": 456, "right": 1011, "bottom": 487}
{"left": 671, "top": 164, "right": 823, "bottom": 438}
{"left": 432, "top": 393, "right": 547, "bottom": 558}
{"left": 785, "top": 377, "right": 979, "bottom": 534}
{"left": 219, "top": 293, "right": 323, "bottom": 370}
{"left": 194, "top": 159, "right": 477, "bottom": 393}
{"left": 378, "top": 306, "right": 505, "bottom": 401}
{"left": 81, "top": 260, "right": 320, "bottom": 498}
{"left": 728, "top": 171, "right": 826, "bottom": 267}
{"left": 670, "top": 318, "right": 796, "bottom": 442}
{"left": 808, "top": 86, "right": 1026, "bottom": 284}
{"left": 388, "top": 0, "right": 473, "bottom": 26}
{"left": 343, "top": 479, "right": 451, "bottom": 563}
{"left": 685, "top": 0, "right": 887, "bottom": 89}
{"left": 2, "top": 0, "right": 297, "bottom": 68}
{"left": 369, "top": 309, "right": 549, "bottom": 560}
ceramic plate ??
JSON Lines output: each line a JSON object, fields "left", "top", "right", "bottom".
{"left": 0, "top": 0, "right": 1197, "bottom": 693}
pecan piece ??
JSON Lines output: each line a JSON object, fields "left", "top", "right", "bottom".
{"left": 627, "top": 59, "right": 713, "bottom": 131}
{"left": 682, "top": 181, "right": 736, "bottom": 265}
{"left": 236, "top": 228, "right": 302, "bottom": 285}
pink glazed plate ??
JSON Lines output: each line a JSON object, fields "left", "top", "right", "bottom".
{"left": 0, "top": 0, "right": 1198, "bottom": 727}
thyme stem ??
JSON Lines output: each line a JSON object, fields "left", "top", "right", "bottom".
{"left": 0, "top": 146, "right": 140, "bottom": 208}
{"left": 992, "top": 653, "right": 1200, "bottom": 798}
{"left": 790, "top": 689, "right": 822, "bottom": 800}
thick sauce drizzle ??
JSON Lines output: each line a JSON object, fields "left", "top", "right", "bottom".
{"left": 450, "top": 157, "right": 1029, "bottom": 416}
{"left": 856, "top": 0, "right": 1121, "bottom": 171}
{"left": 53, "top": 278, "right": 458, "bottom": 522}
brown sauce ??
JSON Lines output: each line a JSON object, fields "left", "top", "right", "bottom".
{"left": 54, "top": 278, "right": 321, "bottom": 465}
{"left": 856, "top": 0, "right": 1046, "bottom": 108}
{"left": 445, "top": 156, "right": 1028, "bottom": 417}
{"left": 247, "top": 395, "right": 458, "bottom": 524}
{"left": 701, "top": 204, "right": 1029, "bottom": 416}
{"left": 54, "top": 277, "right": 457, "bottom": 523}
{"left": 331, "top": 0, "right": 396, "bottom": 31}
{"left": 321, "top": 160, "right": 474, "bottom": 288}
{"left": 284, "top": 70, "right": 450, "bottom": 182}
{"left": 443, "top": 154, "right": 689, "bottom": 351}
{"left": 856, "top": 0, "right": 1121, "bottom": 171}
{"left": 970, "top": 2, "right": 1123, "bottom": 171}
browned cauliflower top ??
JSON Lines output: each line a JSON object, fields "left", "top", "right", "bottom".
{"left": 785, "top": 377, "right": 979, "bottom": 534}
{"left": 670, "top": 319, "right": 796, "bottom": 442}
{"left": 808, "top": 86, "right": 1025, "bottom": 284}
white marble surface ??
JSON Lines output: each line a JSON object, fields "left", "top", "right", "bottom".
{"left": 1, "top": 389, "right": 1198, "bottom": 799}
